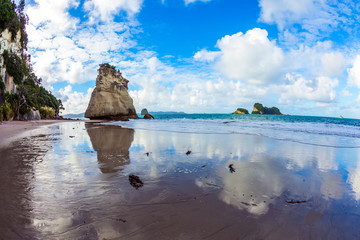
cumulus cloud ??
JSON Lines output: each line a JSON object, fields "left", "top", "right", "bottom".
{"left": 195, "top": 28, "right": 284, "bottom": 84}
{"left": 27, "top": 0, "right": 137, "bottom": 86}
{"left": 279, "top": 73, "right": 338, "bottom": 104}
{"left": 320, "top": 52, "right": 345, "bottom": 77}
{"left": 259, "top": 0, "right": 358, "bottom": 44}
{"left": 83, "top": 0, "right": 143, "bottom": 22}
{"left": 194, "top": 49, "right": 220, "bottom": 62}
{"left": 115, "top": 54, "right": 266, "bottom": 113}
{"left": 57, "top": 86, "right": 93, "bottom": 114}
{"left": 259, "top": 0, "right": 322, "bottom": 30}
{"left": 347, "top": 55, "right": 360, "bottom": 89}
{"left": 193, "top": 27, "right": 349, "bottom": 108}
{"left": 26, "top": 0, "right": 79, "bottom": 35}
{"left": 287, "top": 41, "right": 346, "bottom": 78}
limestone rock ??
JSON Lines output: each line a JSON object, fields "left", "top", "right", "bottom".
{"left": 85, "top": 64, "right": 138, "bottom": 120}
{"left": 19, "top": 108, "right": 41, "bottom": 120}
{"left": 141, "top": 108, "right": 148, "bottom": 115}
{"left": 0, "top": 29, "right": 21, "bottom": 94}
{"left": 143, "top": 113, "right": 154, "bottom": 119}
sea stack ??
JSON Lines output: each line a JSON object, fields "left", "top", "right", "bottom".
{"left": 85, "top": 64, "right": 138, "bottom": 120}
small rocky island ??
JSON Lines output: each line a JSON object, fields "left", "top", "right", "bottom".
{"left": 232, "top": 108, "right": 249, "bottom": 114}
{"left": 85, "top": 64, "right": 138, "bottom": 120}
{"left": 232, "top": 103, "right": 282, "bottom": 115}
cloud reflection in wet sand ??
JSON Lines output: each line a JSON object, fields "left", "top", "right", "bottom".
{"left": 1, "top": 122, "right": 360, "bottom": 239}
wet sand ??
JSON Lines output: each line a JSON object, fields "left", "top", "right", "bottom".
{"left": 1, "top": 122, "right": 360, "bottom": 239}
{"left": 0, "top": 120, "right": 61, "bottom": 148}
{"left": 0, "top": 120, "right": 103, "bottom": 148}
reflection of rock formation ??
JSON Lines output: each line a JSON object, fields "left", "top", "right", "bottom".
{"left": 86, "top": 124, "right": 134, "bottom": 173}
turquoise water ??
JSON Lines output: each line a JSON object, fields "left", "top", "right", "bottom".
{"left": 109, "top": 114, "right": 360, "bottom": 148}
{"left": 150, "top": 113, "right": 360, "bottom": 127}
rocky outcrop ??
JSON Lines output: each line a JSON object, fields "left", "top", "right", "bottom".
{"left": 232, "top": 108, "right": 249, "bottom": 114}
{"left": 85, "top": 64, "right": 138, "bottom": 120}
{"left": 251, "top": 103, "right": 282, "bottom": 115}
{"left": 141, "top": 108, "right": 148, "bottom": 115}
{"left": 143, "top": 113, "right": 154, "bottom": 119}
{"left": 19, "top": 108, "right": 41, "bottom": 120}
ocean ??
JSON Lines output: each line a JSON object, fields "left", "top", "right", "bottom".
{"left": 105, "top": 114, "right": 360, "bottom": 148}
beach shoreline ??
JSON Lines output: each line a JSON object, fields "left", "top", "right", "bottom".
{"left": 0, "top": 119, "right": 359, "bottom": 239}
{"left": 0, "top": 119, "right": 103, "bottom": 148}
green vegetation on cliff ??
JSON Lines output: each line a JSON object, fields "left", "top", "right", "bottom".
{"left": 232, "top": 108, "right": 249, "bottom": 114}
{"left": 0, "top": 0, "right": 63, "bottom": 120}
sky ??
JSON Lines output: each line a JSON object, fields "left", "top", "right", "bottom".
{"left": 23, "top": 0, "right": 360, "bottom": 118}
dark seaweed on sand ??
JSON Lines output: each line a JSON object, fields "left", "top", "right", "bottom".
{"left": 129, "top": 174, "right": 144, "bottom": 189}
{"left": 228, "top": 164, "right": 235, "bottom": 173}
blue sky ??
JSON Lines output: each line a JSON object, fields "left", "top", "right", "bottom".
{"left": 24, "top": 0, "right": 360, "bottom": 118}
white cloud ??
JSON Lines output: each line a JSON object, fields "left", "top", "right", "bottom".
{"left": 279, "top": 73, "right": 338, "bottom": 104}
{"left": 116, "top": 54, "right": 266, "bottom": 113}
{"left": 27, "top": 0, "right": 137, "bottom": 86}
{"left": 341, "top": 89, "right": 352, "bottom": 97}
{"left": 194, "top": 49, "right": 220, "bottom": 62}
{"left": 347, "top": 55, "right": 360, "bottom": 89}
{"left": 259, "top": 0, "right": 357, "bottom": 44}
{"left": 192, "top": 28, "right": 350, "bottom": 106}
{"left": 26, "top": 0, "right": 79, "bottom": 35}
{"left": 259, "top": 0, "right": 320, "bottom": 30}
{"left": 83, "top": 0, "right": 143, "bottom": 22}
{"left": 184, "top": 0, "right": 212, "bottom": 5}
{"left": 287, "top": 41, "right": 346, "bottom": 78}
{"left": 320, "top": 52, "right": 345, "bottom": 77}
{"left": 58, "top": 85, "right": 93, "bottom": 114}
{"left": 197, "top": 28, "right": 284, "bottom": 84}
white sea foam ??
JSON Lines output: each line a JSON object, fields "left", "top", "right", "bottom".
{"left": 102, "top": 118, "right": 360, "bottom": 148}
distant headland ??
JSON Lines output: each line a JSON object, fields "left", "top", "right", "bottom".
{"left": 232, "top": 103, "right": 282, "bottom": 115}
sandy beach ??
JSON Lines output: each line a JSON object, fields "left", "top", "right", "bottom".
{"left": 0, "top": 120, "right": 64, "bottom": 148}
{"left": 0, "top": 120, "right": 105, "bottom": 149}
{"left": 0, "top": 120, "right": 359, "bottom": 239}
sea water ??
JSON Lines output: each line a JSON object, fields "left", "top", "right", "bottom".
{"left": 104, "top": 114, "right": 360, "bottom": 148}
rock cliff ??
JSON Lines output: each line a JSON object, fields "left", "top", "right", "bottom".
{"left": 0, "top": 1, "right": 64, "bottom": 121}
{"left": 85, "top": 64, "right": 138, "bottom": 120}
{"left": 0, "top": 29, "right": 21, "bottom": 94}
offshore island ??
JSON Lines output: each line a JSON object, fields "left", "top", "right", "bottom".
{"left": 232, "top": 103, "right": 282, "bottom": 115}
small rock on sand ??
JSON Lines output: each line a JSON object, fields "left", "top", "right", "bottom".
{"left": 228, "top": 164, "right": 235, "bottom": 173}
{"left": 129, "top": 174, "right": 144, "bottom": 189}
